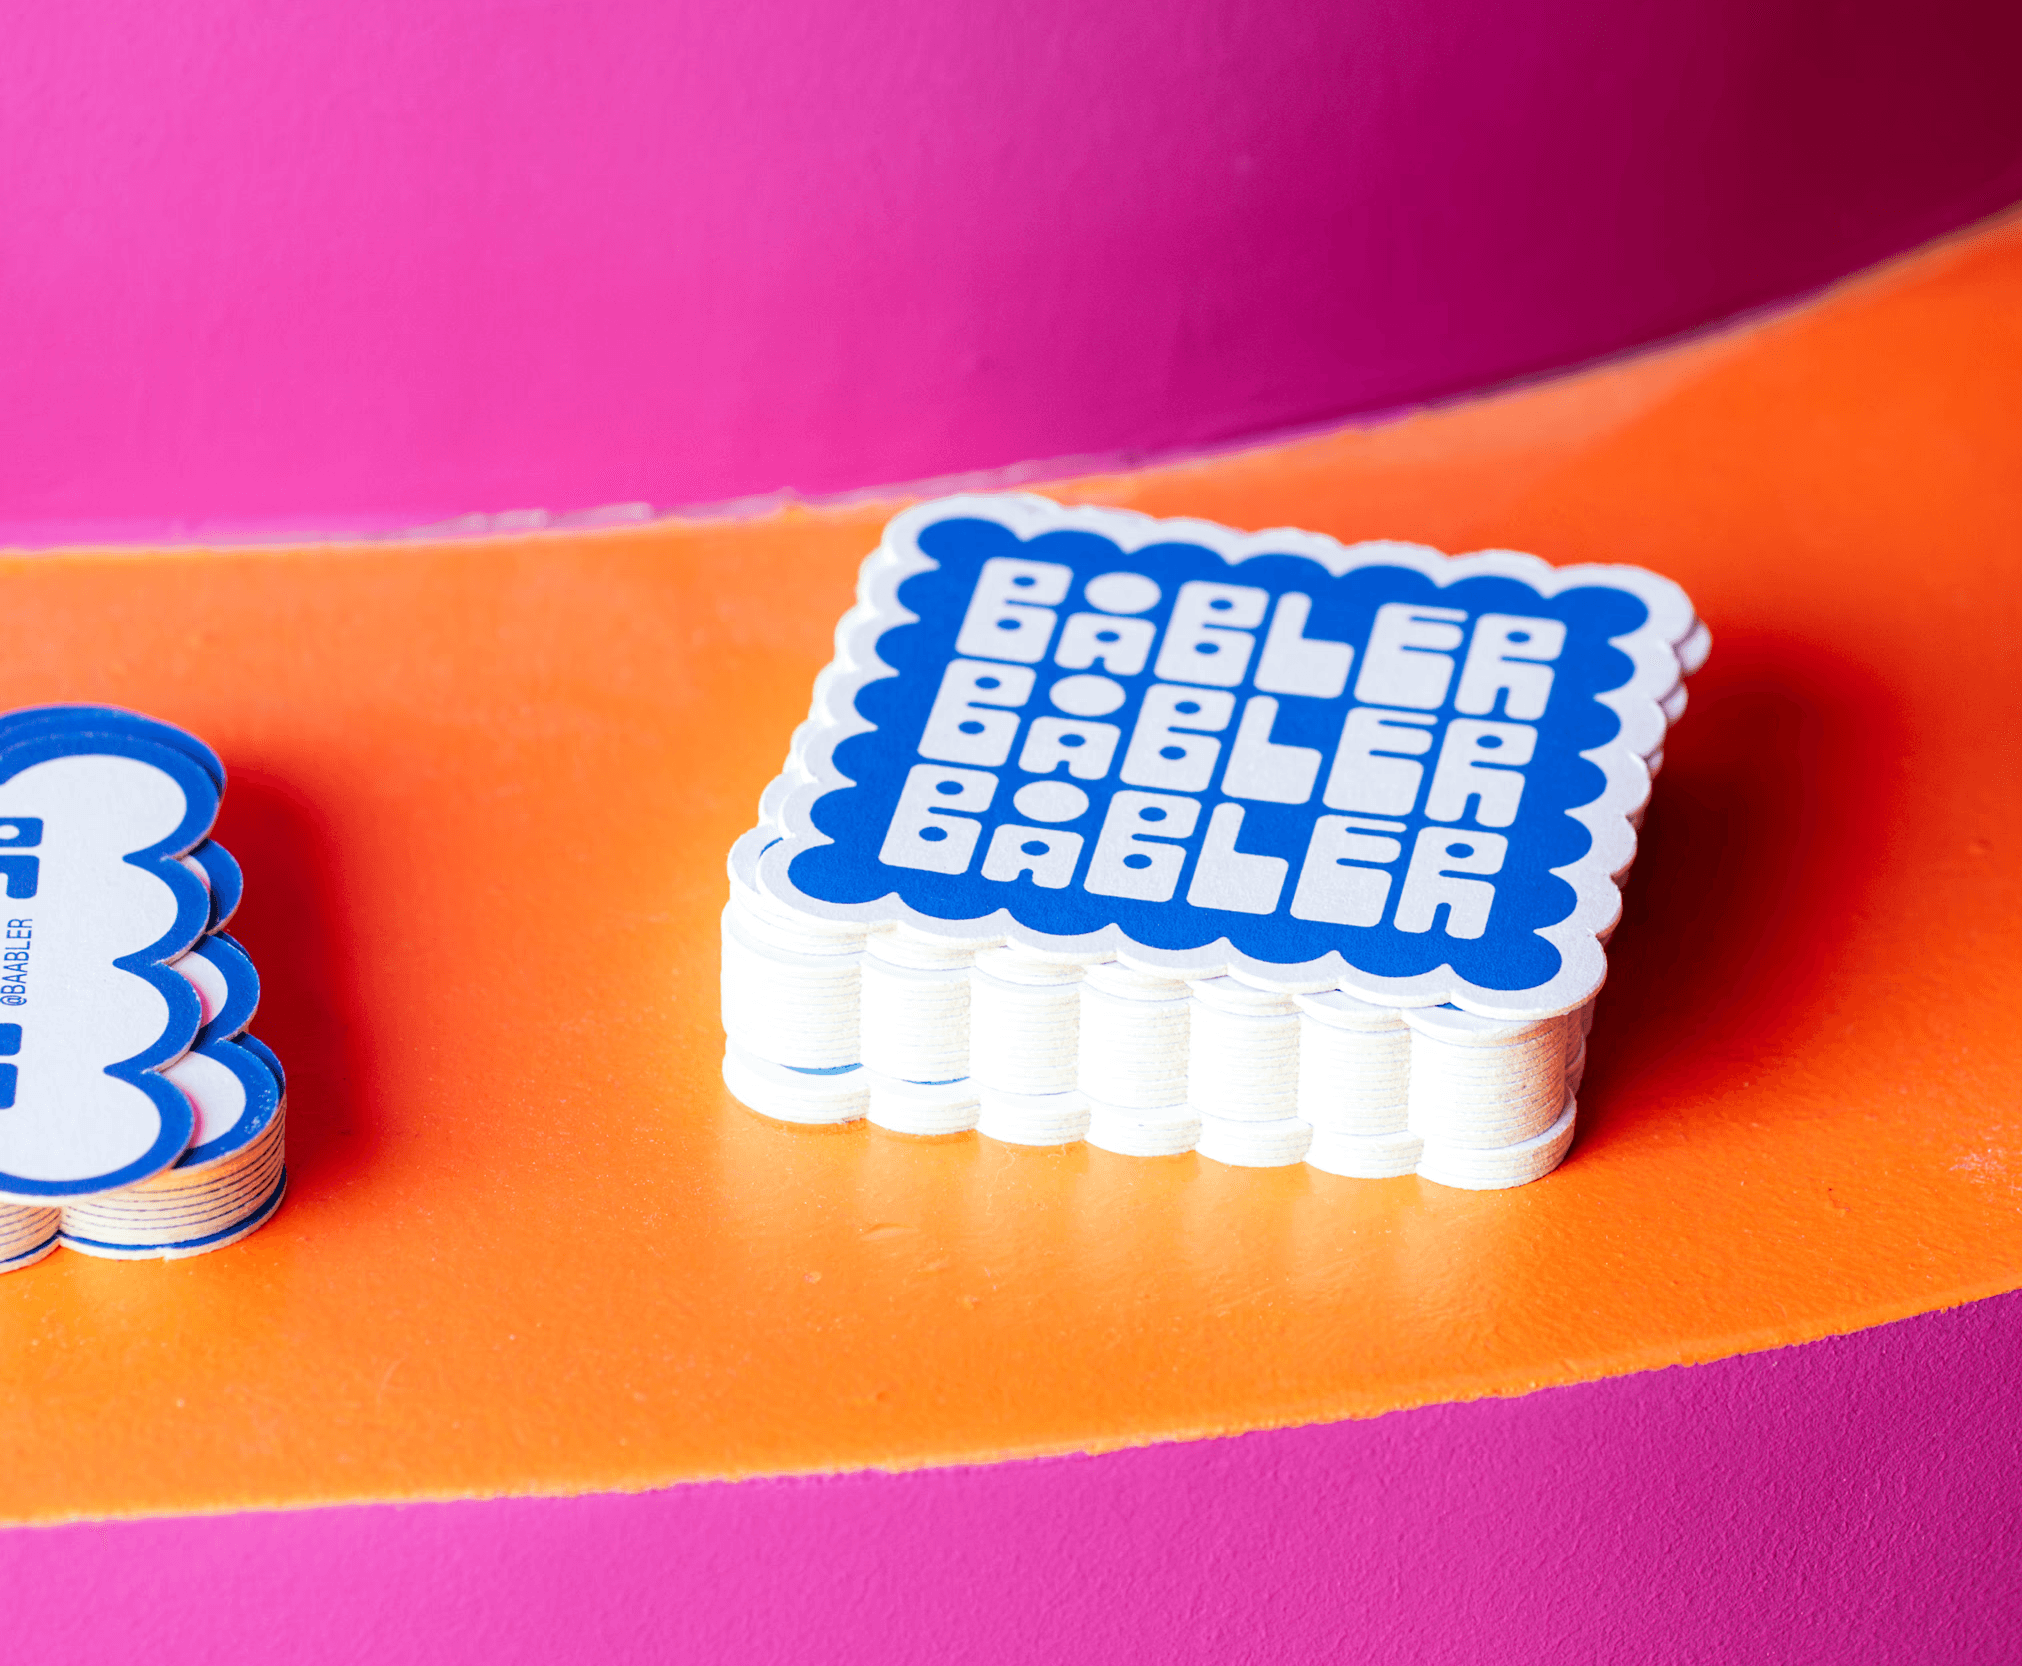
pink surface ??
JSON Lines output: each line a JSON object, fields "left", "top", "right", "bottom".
{"left": 6, "top": 0, "right": 2022, "bottom": 541}
{"left": 3, "top": 1291, "right": 2016, "bottom": 1663}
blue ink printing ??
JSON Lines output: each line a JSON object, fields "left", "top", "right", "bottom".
{"left": 758, "top": 496, "right": 1700, "bottom": 1019}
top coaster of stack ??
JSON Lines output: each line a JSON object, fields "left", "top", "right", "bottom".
{"left": 751, "top": 495, "right": 1705, "bottom": 1021}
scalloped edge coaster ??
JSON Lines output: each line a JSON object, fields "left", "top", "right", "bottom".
{"left": 0, "top": 706, "right": 287, "bottom": 1265}
{"left": 720, "top": 494, "right": 1705, "bottom": 1189}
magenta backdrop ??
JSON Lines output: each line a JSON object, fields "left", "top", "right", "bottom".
{"left": 6, "top": 4, "right": 2021, "bottom": 1651}
{"left": 5, "top": 0, "right": 2022, "bottom": 540}
{"left": 1, "top": 1290, "right": 2016, "bottom": 1664}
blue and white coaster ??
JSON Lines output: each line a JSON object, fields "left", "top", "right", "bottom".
{"left": 721, "top": 495, "right": 1706, "bottom": 1189}
{"left": 0, "top": 724, "right": 214, "bottom": 1202}
{"left": 0, "top": 706, "right": 286, "bottom": 1264}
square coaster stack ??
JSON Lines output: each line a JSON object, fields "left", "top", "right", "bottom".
{"left": 0, "top": 707, "right": 286, "bottom": 1269}
{"left": 722, "top": 496, "right": 1704, "bottom": 1191}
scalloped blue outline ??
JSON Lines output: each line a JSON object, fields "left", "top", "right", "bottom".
{"left": 237, "top": 1031, "right": 287, "bottom": 1097}
{"left": 191, "top": 840, "right": 244, "bottom": 930}
{"left": 0, "top": 706, "right": 225, "bottom": 793}
{"left": 0, "top": 728, "right": 214, "bottom": 1198}
{"left": 175, "top": 1033, "right": 282, "bottom": 1171}
{"left": 188, "top": 930, "right": 260, "bottom": 1047}
{"left": 756, "top": 494, "right": 1701, "bottom": 1021}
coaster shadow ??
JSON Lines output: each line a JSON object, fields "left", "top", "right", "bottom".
{"left": 210, "top": 767, "right": 379, "bottom": 1197}
{"left": 1577, "top": 632, "right": 1906, "bottom": 1140}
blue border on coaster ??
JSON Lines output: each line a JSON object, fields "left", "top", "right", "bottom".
{"left": 191, "top": 840, "right": 244, "bottom": 931}
{"left": 756, "top": 495, "right": 1699, "bottom": 1019}
{"left": 176, "top": 1034, "right": 282, "bottom": 1171}
{"left": 189, "top": 930, "right": 261, "bottom": 1048}
{"left": 0, "top": 728, "right": 215, "bottom": 1197}
{"left": 237, "top": 1031, "right": 286, "bottom": 1097}
{"left": 0, "top": 705, "right": 225, "bottom": 793}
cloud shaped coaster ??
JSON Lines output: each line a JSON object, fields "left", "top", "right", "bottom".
{"left": 0, "top": 706, "right": 287, "bottom": 1266}
{"left": 0, "top": 723, "right": 217, "bottom": 1200}
{"left": 720, "top": 495, "right": 1705, "bottom": 1189}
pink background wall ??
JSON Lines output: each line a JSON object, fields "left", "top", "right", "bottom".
{"left": 6, "top": 3, "right": 2021, "bottom": 1654}
{"left": 3, "top": 1288, "right": 2017, "bottom": 1664}
{"left": 6, "top": 0, "right": 2022, "bottom": 541}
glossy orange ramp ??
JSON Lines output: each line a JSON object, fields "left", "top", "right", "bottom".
{"left": 0, "top": 215, "right": 2018, "bottom": 1525}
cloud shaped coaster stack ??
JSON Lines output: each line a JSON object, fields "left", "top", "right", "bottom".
{"left": 720, "top": 495, "right": 1705, "bottom": 1190}
{"left": 0, "top": 706, "right": 287, "bottom": 1268}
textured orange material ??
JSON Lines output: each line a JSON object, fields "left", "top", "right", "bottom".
{"left": 0, "top": 216, "right": 2018, "bottom": 1526}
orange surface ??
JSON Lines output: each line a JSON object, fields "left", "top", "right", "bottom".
{"left": 0, "top": 215, "right": 2019, "bottom": 1526}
